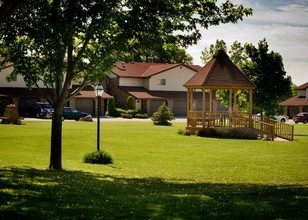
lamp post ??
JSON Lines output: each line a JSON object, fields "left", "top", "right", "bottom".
{"left": 94, "top": 83, "right": 104, "bottom": 151}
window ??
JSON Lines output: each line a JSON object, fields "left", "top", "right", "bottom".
{"left": 157, "top": 79, "right": 166, "bottom": 85}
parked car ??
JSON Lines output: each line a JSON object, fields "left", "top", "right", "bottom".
{"left": 62, "top": 107, "right": 91, "bottom": 121}
{"left": 273, "top": 115, "right": 289, "bottom": 123}
{"left": 293, "top": 112, "right": 308, "bottom": 124}
{"left": 28, "top": 102, "right": 54, "bottom": 118}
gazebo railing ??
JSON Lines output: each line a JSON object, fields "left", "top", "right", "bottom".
{"left": 187, "top": 110, "right": 294, "bottom": 141}
{"left": 187, "top": 111, "right": 253, "bottom": 128}
{"left": 256, "top": 117, "right": 294, "bottom": 141}
{"left": 187, "top": 111, "right": 231, "bottom": 127}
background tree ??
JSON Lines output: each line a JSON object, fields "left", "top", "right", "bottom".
{"left": 244, "top": 39, "right": 293, "bottom": 116}
{"left": 107, "top": 98, "right": 117, "bottom": 117}
{"left": 0, "top": 0, "right": 252, "bottom": 170}
{"left": 200, "top": 39, "right": 227, "bottom": 63}
{"left": 151, "top": 104, "right": 175, "bottom": 126}
{"left": 126, "top": 96, "right": 134, "bottom": 110}
{"left": 0, "top": 0, "right": 26, "bottom": 22}
{"left": 122, "top": 42, "right": 193, "bottom": 64}
{"left": 200, "top": 39, "right": 293, "bottom": 115}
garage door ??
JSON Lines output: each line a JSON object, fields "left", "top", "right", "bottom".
{"left": 288, "top": 106, "right": 299, "bottom": 118}
{"left": 149, "top": 100, "right": 165, "bottom": 116}
{"left": 75, "top": 99, "right": 95, "bottom": 116}
{"left": 18, "top": 97, "right": 40, "bottom": 116}
{"left": 195, "top": 99, "right": 211, "bottom": 111}
{"left": 173, "top": 100, "right": 187, "bottom": 116}
{"left": 0, "top": 96, "right": 13, "bottom": 116}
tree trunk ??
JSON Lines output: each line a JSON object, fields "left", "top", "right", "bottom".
{"left": 49, "top": 110, "right": 63, "bottom": 170}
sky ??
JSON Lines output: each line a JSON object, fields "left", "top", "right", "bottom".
{"left": 186, "top": 0, "right": 308, "bottom": 86}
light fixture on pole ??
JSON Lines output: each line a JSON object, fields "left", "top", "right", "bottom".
{"left": 94, "top": 83, "right": 104, "bottom": 151}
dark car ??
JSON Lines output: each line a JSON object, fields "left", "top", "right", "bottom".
{"left": 293, "top": 112, "right": 308, "bottom": 124}
{"left": 62, "top": 107, "right": 91, "bottom": 121}
{"left": 28, "top": 102, "right": 54, "bottom": 118}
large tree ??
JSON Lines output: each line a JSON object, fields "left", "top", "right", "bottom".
{"left": 122, "top": 42, "right": 194, "bottom": 64}
{"left": 0, "top": 0, "right": 26, "bottom": 22}
{"left": 244, "top": 39, "right": 293, "bottom": 115}
{"left": 201, "top": 39, "right": 293, "bottom": 115}
{"left": 0, "top": 0, "right": 252, "bottom": 170}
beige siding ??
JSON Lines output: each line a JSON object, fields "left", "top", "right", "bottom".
{"left": 297, "top": 90, "right": 306, "bottom": 97}
{"left": 0, "top": 66, "right": 45, "bottom": 88}
{"left": 142, "top": 79, "right": 150, "bottom": 89}
{"left": 119, "top": 77, "right": 143, "bottom": 87}
{"left": 149, "top": 66, "right": 196, "bottom": 91}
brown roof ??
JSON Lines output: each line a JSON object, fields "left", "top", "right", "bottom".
{"left": 0, "top": 87, "right": 52, "bottom": 98}
{"left": 112, "top": 62, "right": 202, "bottom": 78}
{"left": 0, "top": 57, "right": 13, "bottom": 70}
{"left": 297, "top": 82, "right": 308, "bottom": 90}
{"left": 120, "top": 86, "right": 203, "bottom": 100}
{"left": 75, "top": 90, "right": 112, "bottom": 99}
{"left": 72, "top": 84, "right": 113, "bottom": 99}
{"left": 0, "top": 86, "right": 112, "bottom": 99}
{"left": 279, "top": 96, "right": 308, "bottom": 106}
{"left": 184, "top": 50, "right": 255, "bottom": 89}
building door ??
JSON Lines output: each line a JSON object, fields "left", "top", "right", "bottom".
{"left": 0, "top": 96, "right": 13, "bottom": 116}
{"left": 135, "top": 100, "right": 142, "bottom": 110}
{"left": 288, "top": 106, "right": 298, "bottom": 118}
{"left": 18, "top": 97, "right": 40, "bottom": 116}
{"left": 173, "top": 100, "right": 187, "bottom": 116}
{"left": 75, "top": 99, "right": 95, "bottom": 116}
{"left": 149, "top": 100, "right": 165, "bottom": 116}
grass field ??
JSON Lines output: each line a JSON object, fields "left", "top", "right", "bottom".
{"left": 0, "top": 120, "right": 307, "bottom": 219}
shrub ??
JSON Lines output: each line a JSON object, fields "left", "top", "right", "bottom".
{"left": 126, "top": 109, "right": 138, "bottom": 116}
{"left": 107, "top": 98, "right": 117, "bottom": 117}
{"left": 83, "top": 151, "right": 113, "bottom": 164}
{"left": 116, "top": 108, "right": 126, "bottom": 115}
{"left": 177, "top": 128, "right": 190, "bottom": 136}
{"left": 196, "top": 128, "right": 216, "bottom": 137}
{"left": 79, "top": 115, "right": 93, "bottom": 122}
{"left": 151, "top": 104, "right": 174, "bottom": 126}
{"left": 134, "top": 113, "right": 148, "bottom": 118}
{"left": 196, "top": 128, "right": 257, "bottom": 140}
{"left": 126, "top": 96, "right": 134, "bottom": 110}
{"left": 121, "top": 113, "right": 133, "bottom": 119}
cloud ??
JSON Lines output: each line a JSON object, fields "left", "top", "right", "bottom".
{"left": 187, "top": 0, "right": 308, "bottom": 86}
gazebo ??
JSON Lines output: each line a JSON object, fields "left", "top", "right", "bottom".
{"left": 184, "top": 49, "right": 256, "bottom": 133}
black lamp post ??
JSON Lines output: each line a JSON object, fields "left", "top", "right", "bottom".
{"left": 94, "top": 83, "right": 104, "bottom": 151}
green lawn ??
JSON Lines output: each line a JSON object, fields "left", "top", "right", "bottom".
{"left": 0, "top": 120, "right": 307, "bottom": 219}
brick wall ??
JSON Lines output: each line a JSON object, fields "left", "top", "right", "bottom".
{"left": 108, "top": 78, "right": 129, "bottom": 109}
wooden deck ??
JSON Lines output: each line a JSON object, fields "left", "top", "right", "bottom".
{"left": 186, "top": 111, "right": 294, "bottom": 141}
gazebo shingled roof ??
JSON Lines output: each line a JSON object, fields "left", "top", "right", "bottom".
{"left": 184, "top": 49, "right": 255, "bottom": 89}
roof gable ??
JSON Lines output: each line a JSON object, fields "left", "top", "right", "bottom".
{"left": 112, "top": 62, "right": 201, "bottom": 78}
{"left": 184, "top": 50, "right": 255, "bottom": 89}
{"left": 297, "top": 82, "right": 308, "bottom": 90}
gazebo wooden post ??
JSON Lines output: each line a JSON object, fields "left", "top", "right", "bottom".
{"left": 187, "top": 88, "right": 193, "bottom": 127}
{"left": 187, "top": 89, "right": 190, "bottom": 127}
{"left": 233, "top": 89, "right": 237, "bottom": 112}
{"left": 209, "top": 89, "right": 213, "bottom": 112}
{"left": 249, "top": 89, "right": 253, "bottom": 127}
{"left": 229, "top": 88, "right": 233, "bottom": 127}
{"left": 202, "top": 88, "right": 206, "bottom": 126}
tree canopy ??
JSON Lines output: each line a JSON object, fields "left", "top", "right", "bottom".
{"left": 0, "top": 0, "right": 252, "bottom": 170}
{"left": 122, "top": 42, "right": 193, "bottom": 64}
{"left": 200, "top": 39, "right": 293, "bottom": 115}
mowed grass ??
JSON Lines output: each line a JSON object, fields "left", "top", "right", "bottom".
{"left": 0, "top": 120, "right": 307, "bottom": 219}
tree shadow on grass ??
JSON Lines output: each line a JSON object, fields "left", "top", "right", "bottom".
{"left": 0, "top": 167, "right": 307, "bottom": 219}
